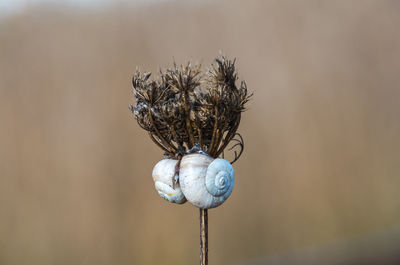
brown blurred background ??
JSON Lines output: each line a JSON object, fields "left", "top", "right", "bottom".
{"left": 1, "top": 0, "right": 400, "bottom": 264}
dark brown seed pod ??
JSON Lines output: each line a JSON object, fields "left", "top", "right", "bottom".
{"left": 131, "top": 56, "right": 252, "bottom": 162}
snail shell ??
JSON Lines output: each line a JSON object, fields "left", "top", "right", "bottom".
{"left": 179, "top": 153, "right": 235, "bottom": 209}
{"left": 152, "top": 159, "right": 187, "bottom": 204}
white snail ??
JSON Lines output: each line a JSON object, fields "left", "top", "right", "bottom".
{"left": 179, "top": 153, "right": 235, "bottom": 209}
{"left": 152, "top": 153, "right": 235, "bottom": 209}
{"left": 152, "top": 159, "right": 187, "bottom": 204}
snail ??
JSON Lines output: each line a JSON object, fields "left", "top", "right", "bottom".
{"left": 152, "top": 159, "right": 187, "bottom": 204}
{"left": 152, "top": 153, "right": 235, "bottom": 209}
{"left": 179, "top": 153, "right": 235, "bottom": 209}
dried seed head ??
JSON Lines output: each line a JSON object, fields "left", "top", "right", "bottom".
{"left": 131, "top": 56, "right": 252, "bottom": 161}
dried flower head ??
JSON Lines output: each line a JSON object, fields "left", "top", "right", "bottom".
{"left": 131, "top": 56, "right": 252, "bottom": 163}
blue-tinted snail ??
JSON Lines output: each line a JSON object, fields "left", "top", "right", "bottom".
{"left": 152, "top": 153, "right": 235, "bottom": 209}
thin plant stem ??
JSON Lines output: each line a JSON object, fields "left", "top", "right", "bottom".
{"left": 200, "top": 209, "right": 208, "bottom": 265}
{"left": 148, "top": 132, "right": 175, "bottom": 157}
{"left": 148, "top": 106, "right": 177, "bottom": 154}
{"left": 171, "top": 124, "right": 185, "bottom": 154}
{"left": 208, "top": 107, "right": 219, "bottom": 154}
{"left": 182, "top": 88, "right": 195, "bottom": 149}
{"left": 215, "top": 115, "right": 241, "bottom": 157}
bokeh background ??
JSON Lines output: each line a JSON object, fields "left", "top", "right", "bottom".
{"left": 1, "top": 0, "right": 400, "bottom": 264}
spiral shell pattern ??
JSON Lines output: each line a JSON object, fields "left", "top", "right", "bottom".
{"left": 206, "top": 158, "right": 234, "bottom": 198}
{"left": 179, "top": 154, "right": 235, "bottom": 209}
{"left": 152, "top": 159, "right": 187, "bottom": 204}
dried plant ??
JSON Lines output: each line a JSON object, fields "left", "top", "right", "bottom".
{"left": 131, "top": 56, "right": 252, "bottom": 162}
{"left": 131, "top": 55, "right": 251, "bottom": 265}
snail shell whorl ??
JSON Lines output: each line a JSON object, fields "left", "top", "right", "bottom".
{"left": 152, "top": 159, "right": 187, "bottom": 204}
{"left": 206, "top": 158, "right": 235, "bottom": 197}
{"left": 179, "top": 153, "right": 235, "bottom": 209}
